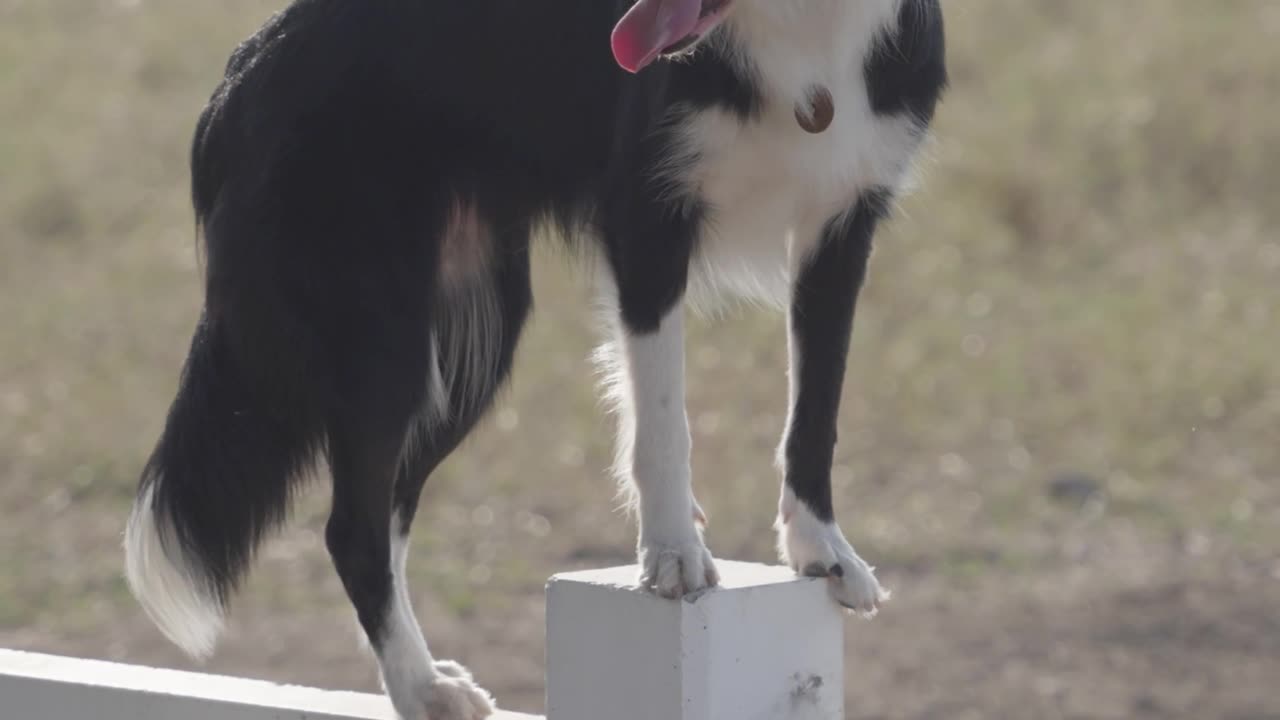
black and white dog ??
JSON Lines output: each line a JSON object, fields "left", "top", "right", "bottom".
{"left": 124, "top": 0, "right": 945, "bottom": 716}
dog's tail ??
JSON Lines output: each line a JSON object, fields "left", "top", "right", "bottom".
{"left": 124, "top": 316, "right": 321, "bottom": 658}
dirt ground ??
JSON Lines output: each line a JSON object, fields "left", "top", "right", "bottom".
{"left": 2, "top": 1, "right": 1278, "bottom": 718}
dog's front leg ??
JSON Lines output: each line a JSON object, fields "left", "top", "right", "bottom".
{"left": 600, "top": 185, "right": 718, "bottom": 598}
{"left": 617, "top": 305, "right": 718, "bottom": 597}
{"left": 777, "top": 193, "right": 892, "bottom": 614}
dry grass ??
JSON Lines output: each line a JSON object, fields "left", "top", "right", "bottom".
{"left": 2, "top": 0, "right": 1278, "bottom": 717}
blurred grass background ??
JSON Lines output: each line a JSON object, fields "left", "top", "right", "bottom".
{"left": 1, "top": 0, "right": 1278, "bottom": 717}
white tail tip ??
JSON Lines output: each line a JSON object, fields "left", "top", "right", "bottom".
{"left": 123, "top": 484, "right": 225, "bottom": 659}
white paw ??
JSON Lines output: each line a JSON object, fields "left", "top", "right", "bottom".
{"left": 637, "top": 533, "right": 720, "bottom": 599}
{"left": 388, "top": 661, "right": 495, "bottom": 720}
{"left": 777, "top": 491, "right": 888, "bottom": 616}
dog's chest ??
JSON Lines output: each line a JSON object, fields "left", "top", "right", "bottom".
{"left": 698, "top": 1, "right": 917, "bottom": 226}
{"left": 673, "top": 1, "right": 918, "bottom": 302}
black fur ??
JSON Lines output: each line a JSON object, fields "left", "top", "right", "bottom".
{"left": 866, "top": 0, "right": 948, "bottom": 123}
{"left": 133, "top": 0, "right": 946, "bottom": 668}
{"left": 781, "top": 0, "right": 948, "bottom": 527}
{"left": 782, "top": 190, "right": 891, "bottom": 525}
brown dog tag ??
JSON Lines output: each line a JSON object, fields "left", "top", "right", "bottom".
{"left": 795, "top": 85, "right": 835, "bottom": 134}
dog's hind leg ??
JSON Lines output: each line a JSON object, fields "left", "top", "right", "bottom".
{"left": 350, "top": 210, "right": 531, "bottom": 720}
{"left": 323, "top": 313, "right": 497, "bottom": 720}
{"left": 392, "top": 222, "right": 532, "bottom": 534}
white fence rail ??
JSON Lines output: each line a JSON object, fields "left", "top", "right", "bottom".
{"left": 0, "top": 648, "right": 536, "bottom": 720}
{"left": 1, "top": 562, "right": 840, "bottom": 720}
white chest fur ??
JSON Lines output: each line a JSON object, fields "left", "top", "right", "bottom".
{"left": 674, "top": 0, "right": 922, "bottom": 306}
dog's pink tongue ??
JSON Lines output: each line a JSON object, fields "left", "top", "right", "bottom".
{"left": 612, "top": 0, "right": 702, "bottom": 73}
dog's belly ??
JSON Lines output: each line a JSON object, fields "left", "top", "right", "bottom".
{"left": 682, "top": 93, "right": 922, "bottom": 307}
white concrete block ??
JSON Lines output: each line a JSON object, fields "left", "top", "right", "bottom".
{"left": 546, "top": 561, "right": 844, "bottom": 720}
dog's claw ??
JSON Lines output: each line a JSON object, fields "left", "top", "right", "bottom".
{"left": 802, "top": 562, "right": 830, "bottom": 578}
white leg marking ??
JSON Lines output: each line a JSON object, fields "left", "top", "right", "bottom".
{"left": 123, "top": 482, "right": 225, "bottom": 659}
{"left": 377, "top": 521, "right": 495, "bottom": 720}
{"left": 613, "top": 306, "right": 719, "bottom": 598}
{"left": 776, "top": 487, "right": 888, "bottom": 615}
